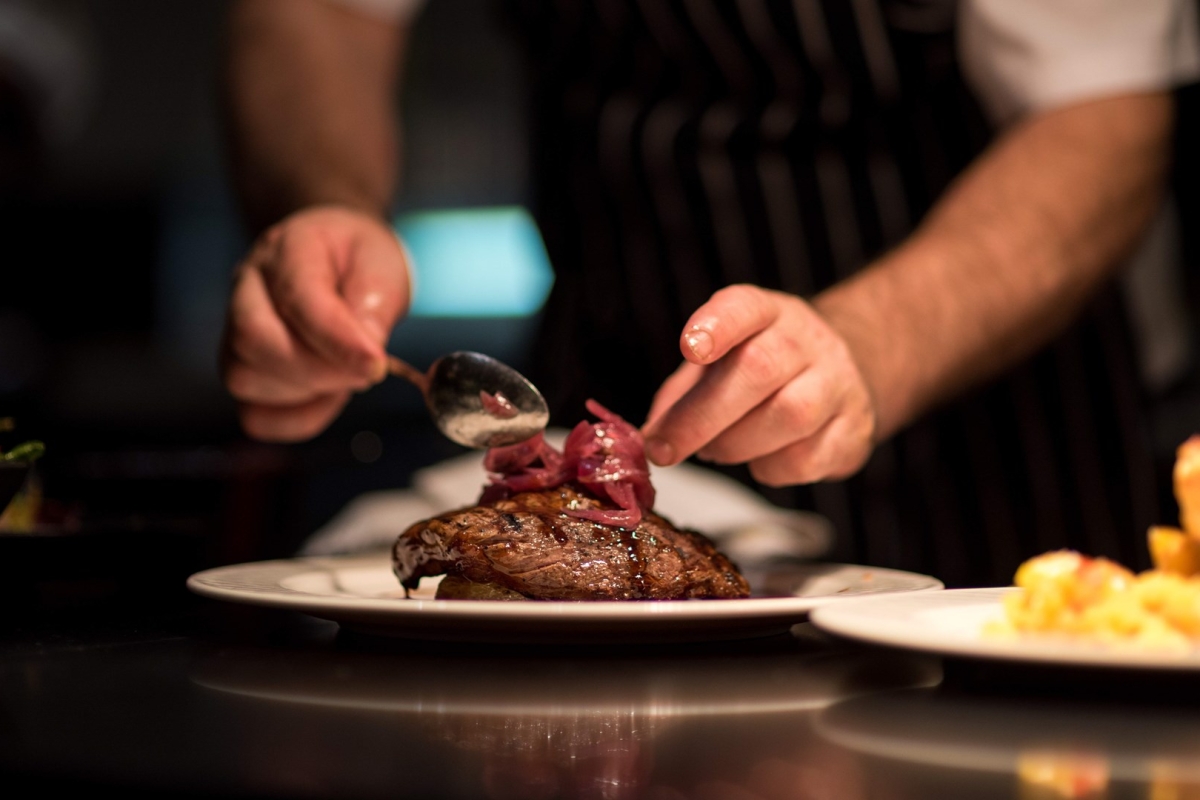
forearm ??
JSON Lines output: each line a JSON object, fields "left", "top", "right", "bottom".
{"left": 225, "top": 0, "right": 404, "bottom": 231}
{"left": 816, "top": 92, "right": 1173, "bottom": 441}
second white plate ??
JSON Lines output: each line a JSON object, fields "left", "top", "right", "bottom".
{"left": 810, "top": 587, "right": 1200, "bottom": 670}
{"left": 188, "top": 555, "right": 942, "bottom": 643}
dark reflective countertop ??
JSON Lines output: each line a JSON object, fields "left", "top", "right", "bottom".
{"left": 5, "top": 599, "right": 1200, "bottom": 799}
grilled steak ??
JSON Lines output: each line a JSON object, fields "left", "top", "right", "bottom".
{"left": 393, "top": 483, "right": 750, "bottom": 600}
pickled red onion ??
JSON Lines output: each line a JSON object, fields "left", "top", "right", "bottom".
{"left": 479, "top": 399, "right": 656, "bottom": 528}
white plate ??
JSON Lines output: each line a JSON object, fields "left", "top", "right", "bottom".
{"left": 810, "top": 587, "right": 1200, "bottom": 670}
{"left": 187, "top": 555, "right": 942, "bottom": 643}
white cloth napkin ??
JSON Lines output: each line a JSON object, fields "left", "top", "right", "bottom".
{"left": 300, "top": 429, "right": 832, "bottom": 563}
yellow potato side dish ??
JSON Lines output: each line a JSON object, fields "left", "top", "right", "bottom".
{"left": 1175, "top": 435, "right": 1200, "bottom": 537}
{"left": 995, "top": 436, "right": 1200, "bottom": 650}
{"left": 997, "top": 550, "right": 1200, "bottom": 650}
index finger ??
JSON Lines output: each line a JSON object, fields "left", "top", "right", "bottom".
{"left": 643, "top": 361, "right": 705, "bottom": 429}
{"left": 224, "top": 264, "right": 376, "bottom": 395}
{"left": 679, "top": 284, "right": 780, "bottom": 365}
{"left": 264, "top": 229, "right": 386, "bottom": 382}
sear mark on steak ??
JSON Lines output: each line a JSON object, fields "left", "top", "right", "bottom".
{"left": 392, "top": 483, "right": 750, "bottom": 600}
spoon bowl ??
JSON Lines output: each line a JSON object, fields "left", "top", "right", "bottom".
{"left": 390, "top": 351, "right": 549, "bottom": 449}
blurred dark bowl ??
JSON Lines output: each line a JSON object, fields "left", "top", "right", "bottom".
{"left": 0, "top": 461, "right": 30, "bottom": 516}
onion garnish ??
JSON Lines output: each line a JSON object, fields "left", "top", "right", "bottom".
{"left": 479, "top": 399, "right": 655, "bottom": 528}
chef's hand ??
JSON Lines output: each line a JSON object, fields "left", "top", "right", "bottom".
{"left": 642, "top": 285, "right": 876, "bottom": 485}
{"left": 221, "top": 206, "right": 410, "bottom": 441}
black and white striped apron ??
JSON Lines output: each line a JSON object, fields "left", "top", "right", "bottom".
{"left": 508, "top": 0, "right": 1160, "bottom": 587}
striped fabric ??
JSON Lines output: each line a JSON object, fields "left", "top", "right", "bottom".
{"left": 508, "top": 0, "right": 1159, "bottom": 587}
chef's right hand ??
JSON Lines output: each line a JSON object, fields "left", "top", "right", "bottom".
{"left": 221, "top": 206, "right": 411, "bottom": 442}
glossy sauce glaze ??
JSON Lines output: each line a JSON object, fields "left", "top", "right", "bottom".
{"left": 392, "top": 484, "right": 749, "bottom": 601}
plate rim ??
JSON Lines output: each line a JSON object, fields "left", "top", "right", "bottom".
{"left": 810, "top": 587, "right": 1200, "bottom": 671}
{"left": 186, "top": 555, "right": 944, "bottom": 623}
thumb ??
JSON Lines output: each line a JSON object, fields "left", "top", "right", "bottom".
{"left": 342, "top": 227, "right": 412, "bottom": 357}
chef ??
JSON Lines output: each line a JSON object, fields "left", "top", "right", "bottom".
{"left": 219, "top": 0, "right": 1199, "bottom": 585}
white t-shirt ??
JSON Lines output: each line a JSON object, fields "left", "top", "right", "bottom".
{"left": 331, "top": 0, "right": 1200, "bottom": 124}
{"left": 960, "top": 0, "right": 1200, "bottom": 123}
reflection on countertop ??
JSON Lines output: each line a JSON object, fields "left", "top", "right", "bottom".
{"left": 190, "top": 625, "right": 939, "bottom": 800}
{"left": 818, "top": 685, "right": 1200, "bottom": 799}
{"left": 17, "top": 603, "right": 1200, "bottom": 800}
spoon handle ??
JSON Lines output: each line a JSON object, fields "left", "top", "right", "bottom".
{"left": 386, "top": 355, "right": 430, "bottom": 395}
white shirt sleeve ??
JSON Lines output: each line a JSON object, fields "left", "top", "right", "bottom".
{"left": 959, "top": 0, "right": 1200, "bottom": 124}
{"left": 322, "top": 0, "right": 426, "bottom": 23}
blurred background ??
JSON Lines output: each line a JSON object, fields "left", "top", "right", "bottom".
{"left": 0, "top": 0, "right": 542, "bottom": 609}
{"left": 2, "top": 0, "right": 1200, "bottom": 608}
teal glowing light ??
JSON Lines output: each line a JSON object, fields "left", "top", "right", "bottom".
{"left": 395, "top": 206, "right": 554, "bottom": 318}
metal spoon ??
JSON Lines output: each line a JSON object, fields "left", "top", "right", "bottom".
{"left": 387, "top": 351, "right": 550, "bottom": 449}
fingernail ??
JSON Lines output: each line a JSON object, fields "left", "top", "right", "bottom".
{"left": 645, "top": 437, "right": 675, "bottom": 466}
{"left": 685, "top": 328, "right": 714, "bottom": 361}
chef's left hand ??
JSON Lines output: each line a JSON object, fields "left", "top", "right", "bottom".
{"left": 641, "top": 285, "right": 876, "bottom": 486}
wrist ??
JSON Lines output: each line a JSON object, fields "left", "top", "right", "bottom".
{"left": 296, "top": 191, "right": 391, "bottom": 223}
{"left": 812, "top": 267, "right": 915, "bottom": 444}
{"left": 245, "top": 179, "right": 393, "bottom": 235}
